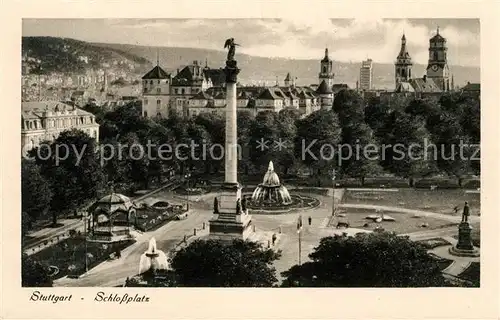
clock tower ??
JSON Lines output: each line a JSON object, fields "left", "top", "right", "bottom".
{"left": 426, "top": 27, "right": 450, "bottom": 91}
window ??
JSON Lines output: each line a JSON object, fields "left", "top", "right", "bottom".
{"left": 144, "top": 111, "right": 148, "bottom": 117}
{"left": 157, "top": 100, "right": 161, "bottom": 105}
{"left": 157, "top": 88, "right": 161, "bottom": 93}
{"left": 144, "top": 99, "right": 148, "bottom": 105}
{"left": 158, "top": 80, "right": 160, "bottom": 84}
{"left": 174, "top": 89, "right": 178, "bottom": 94}
{"left": 150, "top": 80, "right": 153, "bottom": 85}
{"left": 181, "top": 88, "right": 185, "bottom": 95}
{"left": 433, "top": 52, "right": 438, "bottom": 61}
{"left": 177, "top": 100, "right": 182, "bottom": 106}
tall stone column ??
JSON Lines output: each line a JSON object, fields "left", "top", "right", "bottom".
{"left": 224, "top": 61, "right": 239, "bottom": 185}
{"left": 208, "top": 57, "right": 252, "bottom": 241}
{"left": 218, "top": 60, "right": 241, "bottom": 214}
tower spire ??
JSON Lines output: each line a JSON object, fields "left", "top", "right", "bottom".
{"left": 205, "top": 58, "right": 208, "bottom": 68}
{"left": 437, "top": 26, "right": 440, "bottom": 35}
{"left": 325, "top": 48, "right": 329, "bottom": 59}
{"left": 156, "top": 48, "right": 159, "bottom": 66}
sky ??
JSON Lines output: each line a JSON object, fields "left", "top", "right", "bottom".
{"left": 23, "top": 18, "right": 480, "bottom": 67}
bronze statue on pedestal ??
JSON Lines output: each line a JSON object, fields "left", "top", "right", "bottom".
{"left": 462, "top": 201, "right": 470, "bottom": 223}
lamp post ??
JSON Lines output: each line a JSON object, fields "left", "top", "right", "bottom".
{"left": 331, "top": 169, "right": 336, "bottom": 217}
{"left": 185, "top": 171, "right": 191, "bottom": 211}
{"left": 83, "top": 212, "right": 89, "bottom": 272}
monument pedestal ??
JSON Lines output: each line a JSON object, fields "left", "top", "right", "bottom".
{"left": 449, "top": 222, "right": 479, "bottom": 257}
{"left": 209, "top": 184, "right": 252, "bottom": 241}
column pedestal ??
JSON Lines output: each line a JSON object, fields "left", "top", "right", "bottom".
{"left": 449, "top": 222, "right": 479, "bottom": 257}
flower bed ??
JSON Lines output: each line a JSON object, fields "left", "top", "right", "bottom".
{"left": 29, "top": 237, "right": 135, "bottom": 279}
{"left": 415, "top": 237, "right": 452, "bottom": 250}
{"left": 174, "top": 186, "right": 211, "bottom": 196}
{"left": 135, "top": 207, "right": 180, "bottom": 232}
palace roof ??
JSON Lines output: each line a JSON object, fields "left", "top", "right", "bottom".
{"left": 142, "top": 65, "right": 170, "bottom": 80}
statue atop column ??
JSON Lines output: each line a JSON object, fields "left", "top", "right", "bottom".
{"left": 462, "top": 201, "right": 470, "bottom": 223}
{"left": 224, "top": 38, "right": 240, "bottom": 62}
{"left": 223, "top": 38, "right": 241, "bottom": 83}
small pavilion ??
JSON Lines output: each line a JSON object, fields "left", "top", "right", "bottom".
{"left": 88, "top": 193, "right": 137, "bottom": 243}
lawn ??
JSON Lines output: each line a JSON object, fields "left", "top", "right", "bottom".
{"left": 342, "top": 189, "right": 480, "bottom": 215}
{"left": 330, "top": 211, "right": 457, "bottom": 234}
{"left": 30, "top": 236, "right": 135, "bottom": 279}
{"left": 458, "top": 262, "right": 480, "bottom": 285}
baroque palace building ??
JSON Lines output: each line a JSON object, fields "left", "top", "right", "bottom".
{"left": 140, "top": 49, "right": 343, "bottom": 119}
{"left": 21, "top": 101, "right": 99, "bottom": 156}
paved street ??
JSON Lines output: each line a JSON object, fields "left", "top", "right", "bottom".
{"left": 54, "top": 188, "right": 479, "bottom": 287}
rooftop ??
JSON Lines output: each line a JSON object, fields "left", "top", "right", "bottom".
{"left": 142, "top": 65, "right": 170, "bottom": 80}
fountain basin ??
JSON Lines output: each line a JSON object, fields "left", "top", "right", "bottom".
{"left": 244, "top": 194, "right": 320, "bottom": 214}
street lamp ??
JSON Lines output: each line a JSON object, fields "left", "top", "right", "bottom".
{"left": 83, "top": 212, "right": 89, "bottom": 272}
{"left": 185, "top": 171, "right": 191, "bottom": 211}
{"left": 331, "top": 169, "right": 336, "bottom": 217}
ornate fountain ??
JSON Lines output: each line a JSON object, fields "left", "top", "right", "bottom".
{"left": 251, "top": 161, "right": 292, "bottom": 205}
{"left": 138, "top": 237, "right": 170, "bottom": 274}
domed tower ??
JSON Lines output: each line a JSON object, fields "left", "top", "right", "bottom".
{"left": 395, "top": 33, "right": 413, "bottom": 87}
{"left": 316, "top": 79, "right": 334, "bottom": 110}
{"left": 426, "top": 27, "right": 450, "bottom": 91}
{"left": 319, "top": 48, "right": 334, "bottom": 88}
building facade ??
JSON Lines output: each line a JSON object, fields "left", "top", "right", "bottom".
{"left": 359, "top": 59, "right": 373, "bottom": 90}
{"left": 141, "top": 65, "right": 172, "bottom": 118}
{"left": 21, "top": 101, "right": 99, "bottom": 156}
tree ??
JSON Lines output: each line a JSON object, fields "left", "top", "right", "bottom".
{"left": 295, "top": 109, "right": 342, "bottom": 177}
{"left": 33, "top": 129, "right": 106, "bottom": 220}
{"left": 237, "top": 112, "right": 256, "bottom": 175}
{"left": 385, "top": 112, "right": 437, "bottom": 186}
{"left": 22, "top": 159, "right": 52, "bottom": 226}
{"left": 194, "top": 113, "right": 225, "bottom": 174}
{"left": 171, "top": 239, "right": 281, "bottom": 287}
{"left": 340, "top": 123, "right": 382, "bottom": 185}
{"left": 282, "top": 232, "right": 447, "bottom": 287}
{"left": 22, "top": 254, "right": 53, "bottom": 287}
{"left": 333, "top": 89, "right": 365, "bottom": 127}
{"left": 249, "top": 111, "right": 283, "bottom": 172}
{"left": 431, "top": 111, "right": 473, "bottom": 186}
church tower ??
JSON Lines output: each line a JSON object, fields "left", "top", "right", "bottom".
{"left": 319, "top": 48, "right": 334, "bottom": 87}
{"left": 426, "top": 27, "right": 450, "bottom": 91}
{"left": 395, "top": 34, "right": 413, "bottom": 87}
